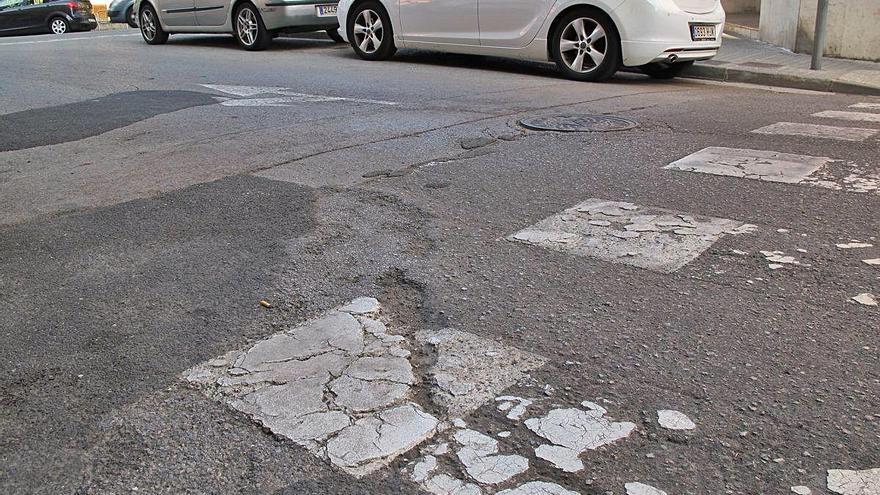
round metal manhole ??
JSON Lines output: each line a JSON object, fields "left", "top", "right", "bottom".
{"left": 519, "top": 114, "right": 638, "bottom": 133}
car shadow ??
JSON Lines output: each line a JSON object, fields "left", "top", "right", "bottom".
{"left": 165, "top": 32, "right": 341, "bottom": 50}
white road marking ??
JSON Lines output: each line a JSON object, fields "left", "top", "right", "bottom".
{"left": 202, "top": 83, "right": 397, "bottom": 106}
{"left": 827, "top": 467, "right": 880, "bottom": 494}
{"left": 850, "top": 103, "right": 880, "bottom": 110}
{"left": 625, "top": 482, "right": 668, "bottom": 495}
{"left": 657, "top": 409, "right": 697, "bottom": 430}
{"left": 852, "top": 293, "right": 878, "bottom": 306}
{"left": 0, "top": 33, "right": 139, "bottom": 46}
{"left": 509, "top": 199, "right": 756, "bottom": 273}
{"left": 666, "top": 147, "right": 832, "bottom": 184}
{"left": 752, "top": 122, "right": 878, "bottom": 141}
{"left": 814, "top": 110, "right": 880, "bottom": 123}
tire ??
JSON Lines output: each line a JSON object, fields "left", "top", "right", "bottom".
{"left": 49, "top": 17, "right": 68, "bottom": 35}
{"left": 347, "top": 1, "right": 395, "bottom": 61}
{"left": 549, "top": 7, "right": 620, "bottom": 82}
{"left": 326, "top": 28, "right": 344, "bottom": 43}
{"left": 640, "top": 60, "right": 694, "bottom": 79}
{"left": 233, "top": 2, "right": 271, "bottom": 51}
{"left": 139, "top": 4, "right": 168, "bottom": 44}
{"left": 126, "top": 6, "right": 138, "bottom": 28}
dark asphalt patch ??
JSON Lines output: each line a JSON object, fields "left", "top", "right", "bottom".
{"left": 0, "top": 175, "right": 315, "bottom": 493}
{"left": 0, "top": 90, "right": 217, "bottom": 152}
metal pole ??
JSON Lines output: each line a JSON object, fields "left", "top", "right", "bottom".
{"left": 810, "top": 0, "right": 829, "bottom": 70}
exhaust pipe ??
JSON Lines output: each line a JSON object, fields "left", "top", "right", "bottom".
{"left": 666, "top": 54, "right": 679, "bottom": 63}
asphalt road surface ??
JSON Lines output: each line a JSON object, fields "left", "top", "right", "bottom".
{"left": 1, "top": 29, "right": 878, "bottom": 495}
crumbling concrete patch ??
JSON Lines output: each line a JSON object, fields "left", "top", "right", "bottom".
{"left": 508, "top": 199, "right": 756, "bottom": 273}
{"left": 417, "top": 328, "right": 546, "bottom": 417}
{"left": 525, "top": 406, "right": 635, "bottom": 472}
{"left": 423, "top": 473, "right": 483, "bottom": 495}
{"left": 666, "top": 147, "right": 831, "bottom": 184}
{"left": 496, "top": 481, "right": 581, "bottom": 495}
{"left": 827, "top": 468, "right": 880, "bottom": 495}
{"left": 454, "top": 428, "right": 529, "bottom": 485}
{"left": 496, "top": 396, "right": 534, "bottom": 420}
{"left": 625, "top": 482, "right": 668, "bottom": 495}
{"left": 657, "top": 410, "right": 697, "bottom": 430}
{"left": 183, "top": 298, "right": 437, "bottom": 477}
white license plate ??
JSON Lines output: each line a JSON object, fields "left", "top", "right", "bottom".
{"left": 691, "top": 24, "right": 716, "bottom": 41}
{"left": 316, "top": 4, "right": 337, "bottom": 17}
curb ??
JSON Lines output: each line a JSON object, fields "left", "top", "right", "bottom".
{"left": 682, "top": 63, "right": 880, "bottom": 96}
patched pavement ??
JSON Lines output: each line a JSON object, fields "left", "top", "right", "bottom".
{"left": 1, "top": 30, "right": 879, "bottom": 495}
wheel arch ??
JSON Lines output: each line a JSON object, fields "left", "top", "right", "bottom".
{"left": 544, "top": 2, "right": 623, "bottom": 61}
{"left": 228, "top": 0, "right": 251, "bottom": 26}
{"left": 345, "top": 0, "right": 399, "bottom": 41}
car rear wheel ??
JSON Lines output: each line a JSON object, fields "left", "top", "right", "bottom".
{"left": 49, "top": 17, "right": 68, "bottom": 35}
{"left": 550, "top": 8, "right": 620, "bottom": 82}
{"left": 326, "top": 28, "right": 344, "bottom": 43}
{"left": 640, "top": 60, "right": 694, "bottom": 79}
{"left": 347, "top": 1, "right": 395, "bottom": 61}
{"left": 139, "top": 4, "right": 168, "bottom": 44}
{"left": 126, "top": 6, "right": 138, "bottom": 28}
{"left": 233, "top": 2, "right": 271, "bottom": 51}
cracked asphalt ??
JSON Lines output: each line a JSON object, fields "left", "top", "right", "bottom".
{"left": 1, "top": 29, "right": 878, "bottom": 495}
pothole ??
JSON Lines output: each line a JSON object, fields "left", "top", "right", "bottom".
{"left": 518, "top": 114, "right": 638, "bottom": 133}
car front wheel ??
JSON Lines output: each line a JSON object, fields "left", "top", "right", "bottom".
{"left": 140, "top": 4, "right": 168, "bottom": 44}
{"left": 126, "top": 6, "right": 138, "bottom": 28}
{"left": 233, "top": 2, "right": 271, "bottom": 51}
{"left": 49, "top": 17, "right": 68, "bottom": 34}
{"left": 347, "top": 1, "right": 395, "bottom": 61}
{"left": 550, "top": 8, "right": 620, "bottom": 82}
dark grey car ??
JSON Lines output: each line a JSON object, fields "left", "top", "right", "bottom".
{"left": 106, "top": 0, "right": 136, "bottom": 27}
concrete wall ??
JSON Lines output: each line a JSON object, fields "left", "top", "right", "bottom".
{"left": 722, "top": 0, "right": 761, "bottom": 13}
{"left": 759, "top": 0, "right": 880, "bottom": 62}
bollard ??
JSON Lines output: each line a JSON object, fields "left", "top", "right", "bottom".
{"left": 810, "top": 0, "right": 829, "bottom": 70}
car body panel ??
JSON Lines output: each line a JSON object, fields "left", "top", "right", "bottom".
{"left": 338, "top": 0, "right": 723, "bottom": 69}
{"left": 398, "top": 0, "right": 477, "bottom": 45}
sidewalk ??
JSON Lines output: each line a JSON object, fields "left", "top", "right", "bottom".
{"left": 682, "top": 36, "right": 880, "bottom": 96}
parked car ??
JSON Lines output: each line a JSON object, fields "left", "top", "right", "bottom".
{"left": 0, "top": 0, "right": 97, "bottom": 35}
{"left": 133, "top": 0, "right": 341, "bottom": 50}
{"left": 336, "top": 0, "right": 725, "bottom": 81}
{"left": 107, "top": 0, "right": 137, "bottom": 27}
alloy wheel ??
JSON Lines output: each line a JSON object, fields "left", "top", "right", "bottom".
{"left": 141, "top": 9, "right": 156, "bottom": 40}
{"left": 353, "top": 9, "right": 383, "bottom": 54}
{"left": 236, "top": 7, "right": 258, "bottom": 47}
{"left": 50, "top": 19, "right": 67, "bottom": 34}
{"left": 558, "top": 17, "right": 607, "bottom": 74}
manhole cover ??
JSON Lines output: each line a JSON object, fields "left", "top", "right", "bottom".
{"left": 519, "top": 114, "right": 638, "bottom": 132}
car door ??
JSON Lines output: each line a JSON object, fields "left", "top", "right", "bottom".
{"left": 0, "top": 0, "right": 28, "bottom": 34}
{"left": 17, "top": 0, "right": 53, "bottom": 32}
{"left": 193, "top": 0, "right": 225, "bottom": 26}
{"left": 156, "top": 0, "right": 196, "bottom": 26}
{"left": 398, "top": 0, "right": 478, "bottom": 45}
{"left": 478, "top": 0, "right": 555, "bottom": 48}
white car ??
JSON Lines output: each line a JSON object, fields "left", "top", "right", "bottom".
{"left": 336, "top": 0, "right": 724, "bottom": 81}
{"left": 134, "top": 0, "right": 341, "bottom": 50}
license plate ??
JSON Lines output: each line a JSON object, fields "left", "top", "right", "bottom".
{"left": 691, "top": 24, "right": 716, "bottom": 41}
{"left": 316, "top": 4, "right": 337, "bottom": 17}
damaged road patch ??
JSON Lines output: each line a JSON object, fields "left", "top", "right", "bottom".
{"left": 184, "top": 298, "right": 548, "bottom": 477}
{"left": 509, "top": 199, "right": 755, "bottom": 273}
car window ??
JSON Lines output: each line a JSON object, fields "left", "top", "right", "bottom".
{"left": 0, "top": 0, "right": 26, "bottom": 11}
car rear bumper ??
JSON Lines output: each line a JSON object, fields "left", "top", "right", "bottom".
{"left": 70, "top": 14, "right": 98, "bottom": 31}
{"left": 259, "top": 2, "right": 338, "bottom": 31}
{"left": 614, "top": 0, "right": 724, "bottom": 67}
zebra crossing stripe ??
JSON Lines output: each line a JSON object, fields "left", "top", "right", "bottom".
{"left": 850, "top": 103, "right": 880, "bottom": 110}
{"left": 751, "top": 122, "right": 878, "bottom": 142}
{"left": 813, "top": 110, "right": 880, "bottom": 123}
{"left": 665, "top": 147, "right": 832, "bottom": 183}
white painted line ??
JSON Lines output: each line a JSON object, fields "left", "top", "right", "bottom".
{"left": 508, "top": 199, "right": 756, "bottom": 273}
{"left": 666, "top": 147, "right": 832, "bottom": 184}
{"left": 850, "top": 103, "right": 880, "bottom": 110}
{"left": 202, "top": 83, "right": 397, "bottom": 106}
{"left": 813, "top": 110, "right": 880, "bottom": 123}
{"left": 751, "top": 122, "right": 878, "bottom": 141}
{"left": 0, "top": 33, "right": 139, "bottom": 46}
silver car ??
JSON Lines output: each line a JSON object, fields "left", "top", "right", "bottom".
{"left": 134, "top": 0, "right": 341, "bottom": 50}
